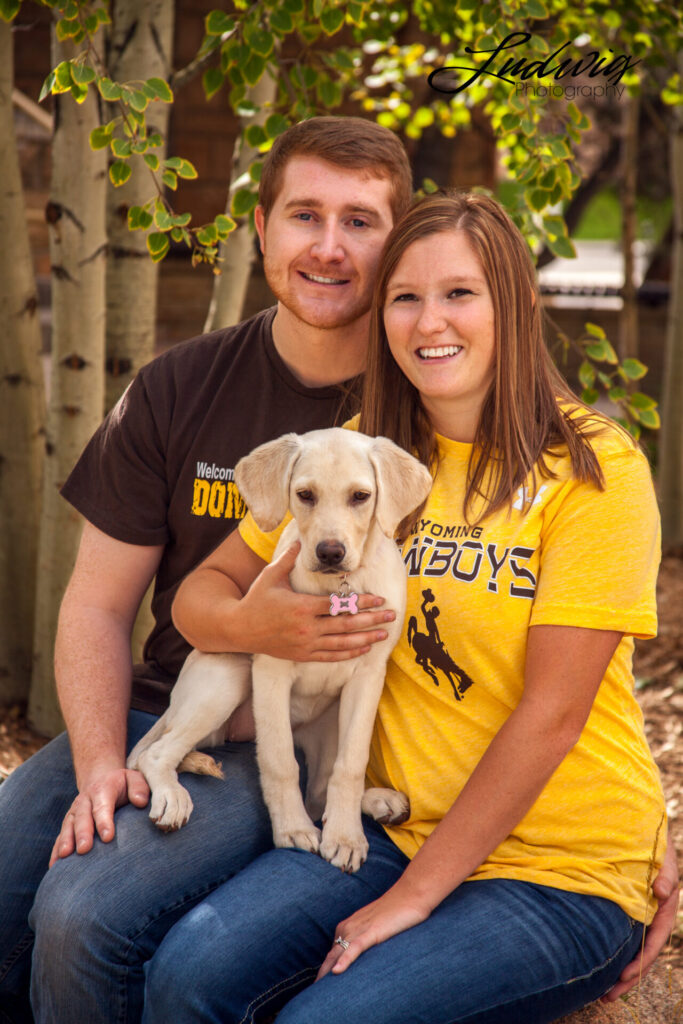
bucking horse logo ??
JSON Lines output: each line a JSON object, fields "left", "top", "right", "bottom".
{"left": 407, "top": 589, "right": 475, "bottom": 702}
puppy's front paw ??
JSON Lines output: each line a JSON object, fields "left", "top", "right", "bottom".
{"left": 320, "top": 825, "right": 369, "bottom": 873}
{"left": 273, "top": 821, "right": 321, "bottom": 855}
{"left": 149, "top": 784, "right": 194, "bottom": 832}
{"left": 361, "top": 787, "right": 410, "bottom": 826}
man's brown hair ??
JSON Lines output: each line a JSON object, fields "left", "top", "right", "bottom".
{"left": 258, "top": 116, "right": 412, "bottom": 223}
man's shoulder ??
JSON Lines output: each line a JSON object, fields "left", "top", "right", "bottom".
{"left": 140, "top": 307, "right": 276, "bottom": 385}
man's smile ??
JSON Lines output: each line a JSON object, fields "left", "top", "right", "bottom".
{"left": 299, "top": 271, "right": 350, "bottom": 286}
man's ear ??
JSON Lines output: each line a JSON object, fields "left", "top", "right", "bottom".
{"left": 254, "top": 205, "right": 266, "bottom": 256}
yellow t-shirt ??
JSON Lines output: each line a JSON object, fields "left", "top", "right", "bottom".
{"left": 239, "top": 421, "right": 665, "bottom": 923}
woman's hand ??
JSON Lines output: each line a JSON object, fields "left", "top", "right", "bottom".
{"left": 601, "top": 840, "right": 680, "bottom": 1001}
{"left": 316, "top": 887, "right": 431, "bottom": 980}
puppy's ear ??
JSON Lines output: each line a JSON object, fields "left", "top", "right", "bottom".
{"left": 368, "top": 437, "right": 433, "bottom": 538}
{"left": 235, "top": 434, "right": 302, "bottom": 531}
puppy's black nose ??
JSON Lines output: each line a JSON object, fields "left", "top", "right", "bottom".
{"left": 316, "top": 540, "right": 346, "bottom": 567}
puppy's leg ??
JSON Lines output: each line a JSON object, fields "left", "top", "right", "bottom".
{"left": 129, "top": 651, "right": 251, "bottom": 831}
{"left": 319, "top": 665, "right": 386, "bottom": 873}
{"left": 295, "top": 700, "right": 338, "bottom": 822}
{"left": 253, "top": 662, "right": 321, "bottom": 855}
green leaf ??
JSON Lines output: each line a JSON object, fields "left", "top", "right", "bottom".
{"left": 144, "top": 153, "right": 160, "bottom": 171}
{"left": 70, "top": 82, "right": 89, "bottom": 104}
{"left": 0, "top": 0, "right": 21, "bottom": 22}
{"left": 90, "top": 126, "right": 113, "bottom": 150}
{"left": 265, "top": 113, "right": 290, "bottom": 138}
{"left": 585, "top": 340, "right": 618, "bottom": 364}
{"left": 629, "top": 392, "right": 657, "bottom": 411}
{"left": 56, "top": 17, "right": 81, "bottom": 41}
{"left": 581, "top": 387, "right": 599, "bottom": 405}
{"left": 621, "top": 358, "right": 648, "bottom": 380}
{"left": 146, "top": 77, "right": 173, "bottom": 102}
{"left": 111, "top": 138, "right": 132, "bottom": 158}
{"left": 525, "top": 188, "right": 548, "bottom": 213}
{"left": 54, "top": 61, "right": 74, "bottom": 93}
{"left": 109, "top": 160, "right": 132, "bottom": 187}
{"left": 177, "top": 159, "right": 198, "bottom": 179}
{"left": 249, "top": 160, "right": 263, "bottom": 183}
{"left": 197, "top": 224, "right": 219, "bottom": 245}
{"left": 147, "top": 232, "right": 170, "bottom": 262}
{"left": 231, "top": 188, "right": 258, "bottom": 217}
{"left": 632, "top": 407, "right": 660, "bottom": 429}
{"left": 608, "top": 387, "right": 627, "bottom": 402}
{"left": 203, "top": 67, "right": 225, "bottom": 100}
{"left": 320, "top": 7, "right": 345, "bottom": 34}
{"left": 525, "top": 0, "right": 548, "bottom": 17}
{"left": 578, "top": 361, "right": 595, "bottom": 390}
{"left": 172, "top": 212, "right": 192, "bottom": 227}
{"left": 39, "top": 71, "right": 56, "bottom": 102}
{"left": 244, "top": 25, "right": 274, "bottom": 56}
{"left": 98, "top": 77, "right": 123, "bottom": 101}
{"left": 205, "top": 10, "right": 235, "bottom": 35}
{"left": 546, "top": 235, "right": 576, "bottom": 260}
{"left": 128, "top": 89, "right": 149, "bottom": 112}
{"left": 151, "top": 203, "right": 172, "bottom": 230}
{"left": 215, "top": 214, "right": 236, "bottom": 237}
{"left": 71, "top": 64, "right": 96, "bottom": 86}
{"left": 242, "top": 54, "right": 266, "bottom": 86}
{"left": 585, "top": 322, "right": 606, "bottom": 339}
{"left": 162, "top": 169, "right": 178, "bottom": 191}
{"left": 245, "top": 124, "right": 267, "bottom": 147}
{"left": 171, "top": 227, "right": 188, "bottom": 243}
{"left": 269, "top": 9, "right": 293, "bottom": 33}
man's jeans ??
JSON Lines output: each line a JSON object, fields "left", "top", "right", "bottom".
{"left": 0, "top": 710, "right": 276, "bottom": 1024}
{"left": 142, "top": 821, "right": 644, "bottom": 1024}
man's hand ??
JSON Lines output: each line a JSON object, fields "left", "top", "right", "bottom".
{"left": 602, "top": 840, "right": 680, "bottom": 1001}
{"left": 49, "top": 768, "right": 149, "bottom": 867}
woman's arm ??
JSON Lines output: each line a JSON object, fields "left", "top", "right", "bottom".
{"left": 320, "top": 623, "right": 623, "bottom": 975}
{"left": 172, "top": 529, "right": 396, "bottom": 662}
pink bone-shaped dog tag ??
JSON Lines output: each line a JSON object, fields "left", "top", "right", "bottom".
{"left": 329, "top": 592, "right": 359, "bottom": 616}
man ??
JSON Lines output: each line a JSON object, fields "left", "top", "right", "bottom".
{"left": 0, "top": 116, "right": 411, "bottom": 1024}
{"left": 0, "top": 116, "right": 676, "bottom": 1023}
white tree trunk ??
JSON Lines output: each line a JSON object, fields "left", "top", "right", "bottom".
{"left": 0, "top": 20, "right": 46, "bottom": 704}
{"left": 106, "top": 0, "right": 175, "bottom": 661}
{"left": 29, "top": 32, "right": 107, "bottom": 736}
{"left": 203, "top": 72, "right": 277, "bottom": 332}
{"left": 106, "top": 0, "right": 175, "bottom": 412}
{"left": 658, "top": 58, "right": 683, "bottom": 547}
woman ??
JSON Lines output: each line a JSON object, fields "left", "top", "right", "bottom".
{"left": 144, "top": 192, "right": 666, "bottom": 1023}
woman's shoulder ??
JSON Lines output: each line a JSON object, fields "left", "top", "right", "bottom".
{"left": 555, "top": 402, "right": 646, "bottom": 466}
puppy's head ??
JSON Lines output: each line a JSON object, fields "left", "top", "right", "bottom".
{"left": 235, "top": 429, "right": 432, "bottom": 575}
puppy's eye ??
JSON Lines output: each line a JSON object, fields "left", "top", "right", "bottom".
{"left": 296, "top": 489, "right": 315, "bottom": 504}
{"left": 351, "top": 491, "right": 371, "bottom": 505}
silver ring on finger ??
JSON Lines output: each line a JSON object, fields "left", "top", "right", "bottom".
{"left": 334, "top": 936, "right": 350, "bottom": 951}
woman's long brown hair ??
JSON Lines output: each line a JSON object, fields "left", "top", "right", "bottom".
{"left": 360, "top": 192, "right": 613, "bottom": 527}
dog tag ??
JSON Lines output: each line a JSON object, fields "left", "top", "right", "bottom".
{"left": 329, "top": 578, "right": 359, "bottom": 616}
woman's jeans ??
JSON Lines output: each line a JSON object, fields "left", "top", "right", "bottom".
{"left": 141, "top": 818, "right": 644, "bottom": 1024}
{"left": 0, "top": 710, "right": 644, "bottom": 1024}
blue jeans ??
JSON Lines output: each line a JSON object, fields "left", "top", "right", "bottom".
{"left": 0, "top": 710, "right": 277, "bottom": 1024}
{"left": 142, "top": 818, "right": 644, "bottom": 1024}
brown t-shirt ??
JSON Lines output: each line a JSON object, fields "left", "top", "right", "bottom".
{"left": 61, "top": 307, "right": 360, "bottom": 714}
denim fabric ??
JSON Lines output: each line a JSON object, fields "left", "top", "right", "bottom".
{"left": 0, "top": 711, "right": 276, "bottom": 1024}
{"left": 142, "top": 818, "right": 644, "bottom": 1024}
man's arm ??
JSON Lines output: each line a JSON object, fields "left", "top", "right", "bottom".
{"left": 49, "top": 522, "right": 163, "bottom": 865}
